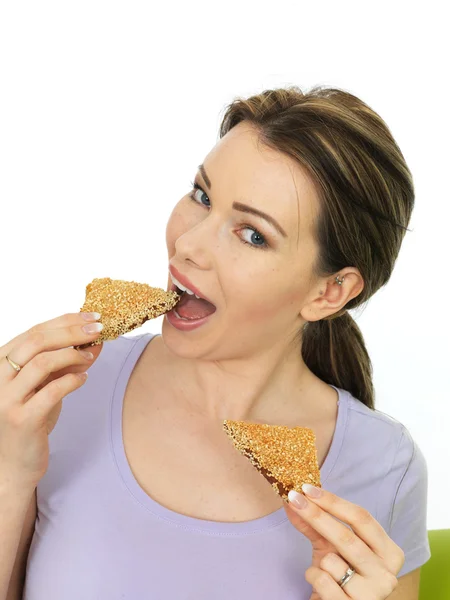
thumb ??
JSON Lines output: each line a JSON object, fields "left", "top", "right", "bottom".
{"left": 285, "top": 503, "right": 326, "bottom": 546}
{"left": 285, "top": 503, "right": 335, "bottom": 569}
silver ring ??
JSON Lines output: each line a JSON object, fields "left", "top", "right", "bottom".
{"left": 338, "top": 567, "right": 356, "bottom": 588}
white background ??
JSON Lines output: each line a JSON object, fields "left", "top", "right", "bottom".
{"left": 0, "top": 1, "right": 448, "bottom": 530}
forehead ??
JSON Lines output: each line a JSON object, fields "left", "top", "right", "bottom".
{"left": 205, "top": 122, "right": 320, "bottom": 239}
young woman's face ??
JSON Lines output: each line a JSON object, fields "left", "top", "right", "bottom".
{"left": 163, "top": 121, "right": 322, "bottom": 360}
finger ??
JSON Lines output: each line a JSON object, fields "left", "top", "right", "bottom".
{"left": 316, "top": 553, "right": 367, "bottom": 598}
{"left": 0, "top": 312, "right": 100, "bottom": 359}
{"left": 1, "top": 318, "right": 103, "bottom": 385}
{"left": 300, "top": 485, "right": 404, "bottom": 573}
{"left": 25, "top": 370, "right": 90, "bottom": 424}
{"left": 305, "top": 566, "right": 348, "bottom": 599}
{"left": 308, "top": 558, "right": 399, "bottom": 600}
{"left": 6, "top": 346, "right": 95, "bottom": 406}
{"left": 288, "top": 490, "right": 379, "bottom": 578}
{"left": 284, "top": 503, "right": 330, "bottom": 549}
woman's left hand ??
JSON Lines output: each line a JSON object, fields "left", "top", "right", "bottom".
{"left": 284, "top": 484, "right": 405, "bottom": 599}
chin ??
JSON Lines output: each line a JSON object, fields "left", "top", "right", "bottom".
{"left": 161, "top": 316, "right": 232, "bottom": 363}
{"left": 160, "top": 317, "right": 204, "bottom": 359}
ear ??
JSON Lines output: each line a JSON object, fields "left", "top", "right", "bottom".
{"left": 300, "top": 268, "right": 364, "bottom": 322}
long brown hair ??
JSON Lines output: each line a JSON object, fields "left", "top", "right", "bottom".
{"left": 219, "top": 86, "right": 414, "bottom": 409}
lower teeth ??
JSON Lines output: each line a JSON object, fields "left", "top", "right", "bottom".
{"left": 174, "top": 310, "right": 198, "bottom": 321}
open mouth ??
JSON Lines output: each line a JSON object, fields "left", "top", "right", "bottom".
{"left": 170, "top": 282, "right": 217, "bottom": 320}
{"left": 171, "top": 283, "right": 184, "bottom": 295}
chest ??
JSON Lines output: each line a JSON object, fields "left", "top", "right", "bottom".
{"left": 121, "top": 362, "right": 336, "bottom": 523}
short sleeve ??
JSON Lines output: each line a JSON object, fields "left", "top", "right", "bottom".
{"left": 387, "top": 428, "right": 431, "bottom": 577}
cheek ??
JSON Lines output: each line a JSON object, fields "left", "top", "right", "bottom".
{"left": 229, "top": 272, "right": 298, "bottom": 323}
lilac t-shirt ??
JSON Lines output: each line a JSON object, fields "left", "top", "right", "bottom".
{"left": 24, "top": 332, "right": 431, "bottom": 599}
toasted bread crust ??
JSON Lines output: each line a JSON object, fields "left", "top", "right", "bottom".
{"left": 223, "top": 420, "right": 321, "bottom": 501}
{"left": 74, "top": 277, "right": 180, "bottom": 349}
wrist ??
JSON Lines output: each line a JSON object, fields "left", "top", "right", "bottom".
{"left": 0, "top": 471, "right": 38, "bottom": 499}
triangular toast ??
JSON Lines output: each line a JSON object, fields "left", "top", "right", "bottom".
{"left": 74, "top": 277, "right": 180, "bottom": 350}
{"left": 223, "top": 420, "right": 321, "bottom": 501}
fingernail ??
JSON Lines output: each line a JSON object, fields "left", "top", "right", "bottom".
{"left": 82, "top": 322, "right": 103, "bottom": 334}
{"left": 81, "top": 312, "right": 101, "bottom": 322}
{"left": 302, "top": 484, "right": 323, "bottom": 498}
{"left": 288, "top": 490, "right": 308, "bottom": 509}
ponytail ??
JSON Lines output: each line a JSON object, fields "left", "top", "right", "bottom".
{"left": 301, "top": 312, "right": 375, "bottom": 409}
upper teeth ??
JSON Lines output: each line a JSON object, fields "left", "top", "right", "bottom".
{"left": 170, "top": 274, "right": 201, "bottom": 299}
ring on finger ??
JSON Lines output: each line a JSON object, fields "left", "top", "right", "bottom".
{"left": 320, "top": 553, "right": 359, "bottom": 590}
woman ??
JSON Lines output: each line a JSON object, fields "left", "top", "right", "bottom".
{"left": 4, "top": 86, "right": 430, "bottom": 599}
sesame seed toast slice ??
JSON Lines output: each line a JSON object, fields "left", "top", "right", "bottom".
{"left": 74, "top": 277, "right": 180, "bottom": 350}
{"left": 223, "top": 420, "right": 321, "bottom": 501}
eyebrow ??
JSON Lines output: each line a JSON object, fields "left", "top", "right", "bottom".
{"left": 198, "top": 163, "right": 288, "bottom": 238}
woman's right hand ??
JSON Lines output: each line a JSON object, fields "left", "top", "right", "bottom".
{"left": 0, "top": 312, "right": 104, "bottom": 490}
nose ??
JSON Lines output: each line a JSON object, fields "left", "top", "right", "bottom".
{"left": 173, "top": 218, "right": 213, "bottom": 269}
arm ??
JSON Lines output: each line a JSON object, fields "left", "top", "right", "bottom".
{"left": 388, "top": 567, "right": 421, "bottom": 599}
{"left": 0, "top": 481, "right": 37, "bottom": 600}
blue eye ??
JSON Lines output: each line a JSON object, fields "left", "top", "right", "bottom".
{"left": 188, "top": 181, "right": 269, "bottom": 250}
{"left": 189, "top": 182, "right": 211, "bottom": 207}
{"left": 240, "top": 229, "right": 266, "bottom": 247}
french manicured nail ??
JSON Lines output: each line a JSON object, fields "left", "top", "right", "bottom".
{"left": 81, "top": 312, "right": 101, "bottom": 322}
{"left": 302, "top": 483, "right": 323, "bottom": 498}
{"left": 82, "top": 322, "right": 103, "bottom": 334}
{"left": 288, "top": 490, "right": 308, "bottom": 509}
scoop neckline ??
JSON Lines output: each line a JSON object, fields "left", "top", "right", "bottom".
{"left": 110, "top": 333, "right": 348, "bottom": 535}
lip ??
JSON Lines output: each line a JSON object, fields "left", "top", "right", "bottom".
{"left": 165, "top": 309, "right": 213, "bottom": 331}
{"left": 168, "top": 264, "right": 215, "bottom": 305}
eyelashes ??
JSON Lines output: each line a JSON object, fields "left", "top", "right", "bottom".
{"left": 189, "top": 182, "right": 211, "bottom": 207}
{"left": 188, "top": 181, "right": 269, "bottom": 250}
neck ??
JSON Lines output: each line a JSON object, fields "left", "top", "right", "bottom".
{"left": 159, "top": 336, "right": 326, "bottom": 424}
